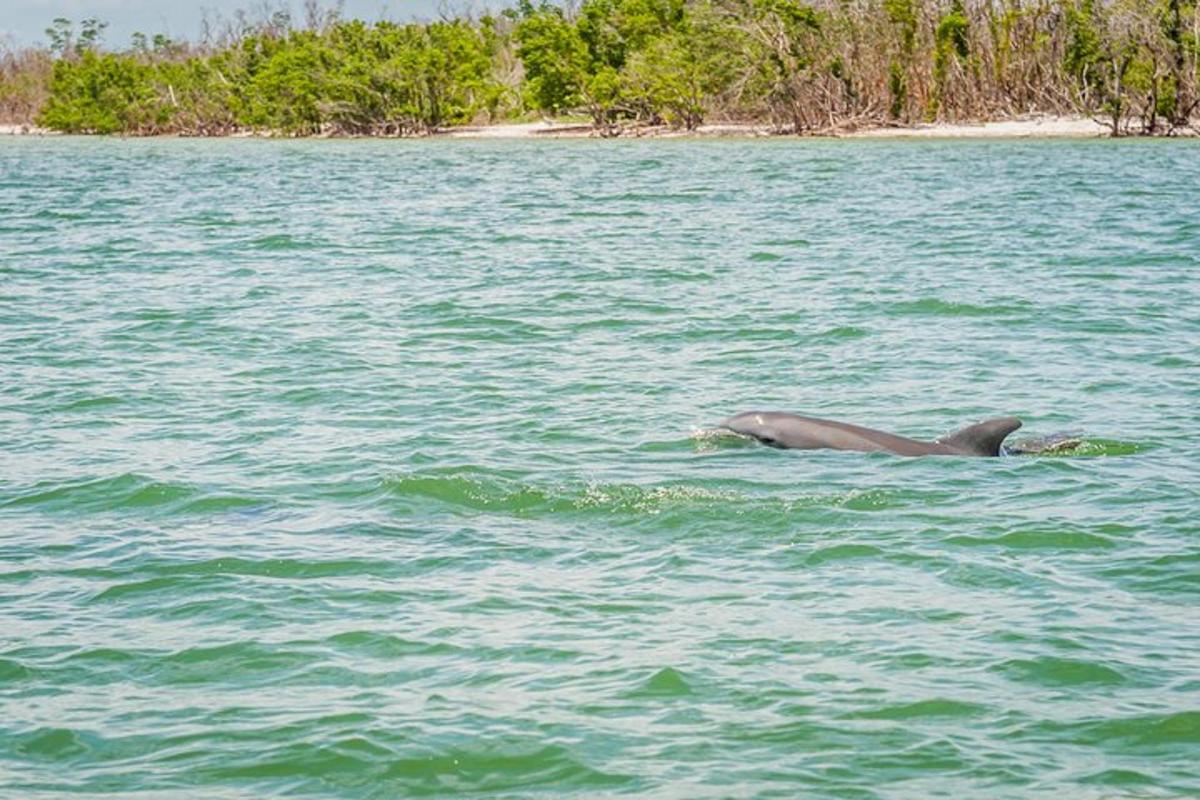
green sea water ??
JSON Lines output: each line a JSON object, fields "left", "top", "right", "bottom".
{"left": 1, "top": 137, "right": 1198, "bottom": 798}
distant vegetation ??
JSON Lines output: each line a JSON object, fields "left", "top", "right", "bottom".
{"left": 1, "top": 0, "right": 1197, "bottom": 136}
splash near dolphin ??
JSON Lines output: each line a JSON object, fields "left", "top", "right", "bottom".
{"left": 720, "top": 412, "right": 1022, "bottom": 457}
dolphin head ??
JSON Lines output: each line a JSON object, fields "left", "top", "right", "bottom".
{"left": 720, "top": 411, "right": 789, "bottom": 448}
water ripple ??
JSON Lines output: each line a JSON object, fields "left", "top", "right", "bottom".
{"left": 1, "top": 137, "right": 1198, "bottom": 798}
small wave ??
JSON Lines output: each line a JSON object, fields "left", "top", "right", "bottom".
{"left": 1006, "top": 436, "right": 1145, "bottom": 458}
{"left": 152, "top": 642, "right": 319, "bottom": 685}
{"left": 814, "top": 325, "right": 869, "bottom": 341}
{"left": 57, "top": 394, "right": 124, "bottom": 412}
{"left": 11, "top": 727, "right": 91, "bottom": 760}
{"left": 760, "top": 237, "right": 811, "bottom": 247}
{"left": 176, "top": 494, "right": 270, "bottom": 514}
{"left": 149, "top": 556, "right": 389, "bottom": 580}
{"left": 192, "top": 737, "right": 633, "bottom": 794}
{"left": 582, "top": 191, "right": 707, "bottom": 204}
{"left": 1017, "top": 710, "right": 1200, "bottom": 748}
{"left": 804, "top": 543, "right": 886, "bottom": 565}
{"left": 250, "top": 233, "right": 320, "bottom": 251}
{"left": 82, "top": 559, "right": 393, "bottom": 612}
{"left": 380, "top": 471, "right": 563, "bottom": 514}
{"left": 376, "top": 467, "right": 926, "bottom": 523}
{"left": 626, "top": 666, "right": 694, "bottom": 698}
{"left": 991, "top": 656, "right": 1127, "bottom": 687}
{"left": 175, "top": 212, "right": 237, "bottom": 228}
{"left": 32, "top": 208, "right": 87, "bottom": 221}
{"left": 842, "top": 698, "right": 988, "bottom": 720}
{"left": 566, "top": 208, "right": 649, "bottom": 219}
{"left": 889, "top": 297, "right": 1032, "bottom": 317}
{"left": 381, "top": 741, "right": 633, "bottom": 794}
{"left": 383, "top": 470, "right": 755, "bottom": 518}
{"left": 1, "top": 473, "right": 195, "bottom": 513}
{"left": 58, "top": 647, "right": 139, "bottom": 666}
{"left": 1070, "top": 438, "right": 1147, "bottom": 457}
{"left": 324, "top": 631, "right": 462, "bottom": 659}
{"left": 93, "top": 576, "right": 191, "bottom": 602}
{"left": 420, "top": 315, "right": 552, "bottom": 343}
{"left": 0, "top": 657, "right": 38, "bottom": 682}
{"left": 943, "top": 528, "right": 1116, "bottom": 551}
{"left": 691, "top": 426, "right": 740, "bottom": 444}
{"left": 1, "top": 473, "right": 272, "bottom": 517}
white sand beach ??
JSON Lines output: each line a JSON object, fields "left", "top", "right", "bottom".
{"left": 445, "top": 121, "right": 597, "bottom": 138}
{"left": 846, "top": 115, "right": 1112, "bottom": 138}
{"left": 0, "top": 124, "right": 54, "bottom": 135}
{"left": 443, "top": 116, "right": 1114, "bottom": 139}
{"left": 8, "top": 115, "right": 1183, "bottom": 139}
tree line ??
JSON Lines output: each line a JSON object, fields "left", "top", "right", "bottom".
{"left": 1, "top": 0, "right": 1196, "bottom": 136}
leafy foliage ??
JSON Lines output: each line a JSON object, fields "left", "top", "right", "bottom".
{"left": 514, "top": 3, "right": 590, "bottom": 114}
{"left": 18, "top": 1, "right": 1200, "bottom": 136}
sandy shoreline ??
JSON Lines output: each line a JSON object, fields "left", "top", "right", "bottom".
{"left": 445, "top": 116, "right": 1117, "bottom": 139}
{"left": 4, "top": 116, "right": 1190, "bottom": 139}
{"left": 0, "top": 124, "right": 55, "bottom": 135}
{"left": 843, "top": 116, "right": 1113, "bottom": 138}
{"left": 444, "top": 120, "right": 781, "bottom": 138}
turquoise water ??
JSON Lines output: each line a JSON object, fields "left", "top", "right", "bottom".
{"left": 1, "top": 137, "right": 1198, "bottom": 798}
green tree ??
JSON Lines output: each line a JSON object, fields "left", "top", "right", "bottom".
{"left": 514, "top": 2, "right": 590, "bottom": 114}
{"left": 45, "top": 19, "right": 73, "bottom": 58}
{"left": 577, "top": 0, "right": 685, "bottom": 70}
{"left": 37, "top": 50, "right": 165, "bottom": 133}
{"left": 883, "top": 0, "right": 918, "bottom": 119}
{"left": 240, "top": 31, "right": 327, "bottom": 133}
{"left": 930, "top": 0, "right": 971, "bottom": 119}
{"left": 622, "top": 4, "right": 741, "bottom": 129}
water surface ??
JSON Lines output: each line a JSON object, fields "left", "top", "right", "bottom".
{"left": 1, "top": 137, "right": 1198, "bottom": 798}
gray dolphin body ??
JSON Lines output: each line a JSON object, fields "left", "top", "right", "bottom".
{"left": 720, "top": 411, "right": 1021, "bottom": 457}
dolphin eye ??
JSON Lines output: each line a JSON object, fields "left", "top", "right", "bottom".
{"left": 759, "top": 435, "right": 779, "bottom": 447}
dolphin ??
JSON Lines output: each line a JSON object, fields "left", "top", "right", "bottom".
{"left": 720, "top": 411, "right": 1021, "bottom": 457}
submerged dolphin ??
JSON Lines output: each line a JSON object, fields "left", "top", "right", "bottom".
{"left": 720, "top": 411, "right": 1021, "bottom": 457}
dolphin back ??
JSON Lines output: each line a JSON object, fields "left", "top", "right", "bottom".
{"left": 936, "top": 417, "right": 1022, "bottom": 457}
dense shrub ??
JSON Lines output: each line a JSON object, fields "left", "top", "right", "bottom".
{"left": 12, "top": 1, "right": 1197, "bottom": 136}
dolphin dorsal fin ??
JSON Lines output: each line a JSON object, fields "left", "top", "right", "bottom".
{"left": 936, "top": 417, "right": 1022, "bottom": 456}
